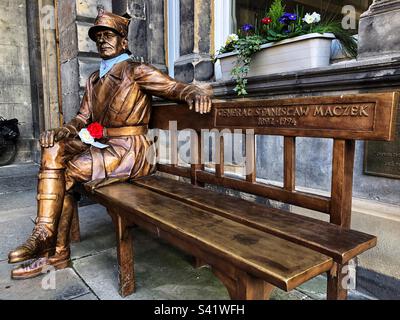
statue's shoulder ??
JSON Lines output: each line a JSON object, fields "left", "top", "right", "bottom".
{"left": 120, "top": 59, "right": 143, "bottom": 80}
{"left": 88, "top": 69, "right": 100, "bottom": 82}
{"left": 124, "top": 59, "right": 161, "bottom": 79}
{"left": 124, "top": 58, "right": 142, "bottom": 70}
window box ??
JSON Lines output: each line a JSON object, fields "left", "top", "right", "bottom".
{"left": 216, "top": 33, "right": 336, "bottom": 81}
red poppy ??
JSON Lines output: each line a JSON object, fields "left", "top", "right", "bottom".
{"left": 87, "top": 122, "right": 104, "bottom": 139}
{"left": 261, "top": 17, "right": 272, "bottom": 25}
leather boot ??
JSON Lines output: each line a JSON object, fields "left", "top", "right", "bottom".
{"left": 11, "top": 193, "right": 76, "bottom": 279}
{"left": 8, "top": 169, "right": 66, "bottom": 264}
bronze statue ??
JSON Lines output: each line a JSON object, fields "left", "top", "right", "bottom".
{"left": 9, "top": 9, "right": 212, "bottom": 279}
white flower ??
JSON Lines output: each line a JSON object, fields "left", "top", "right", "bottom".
{"left": 303, "top": 12, "right": 321, "bottom": 24}
{"left": 225, "top": 33, "right": 239, "bottom": 46}
{"left": 303, "top": 14, "right": 314, "bottom": 24}
{"left": 311, "top": 12, "right": 321, "bottom": 23}
{"left": 79, "top": 128, "right": 95, "bottom": 145}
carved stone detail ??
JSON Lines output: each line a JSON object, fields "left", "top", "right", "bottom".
{"left": 361, "top": 0, "right": 400, "bottom": 16}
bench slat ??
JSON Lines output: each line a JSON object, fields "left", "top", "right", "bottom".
{"left": 133, "top": 176, "right": 377, "bottom": 264}
{"left": 92, "top": 183, "right": 333, "bottom": 291}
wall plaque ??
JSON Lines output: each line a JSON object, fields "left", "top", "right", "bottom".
{"left": 364, "top": 118, "right": 400, "bottom": 179}
{"left": 212, "top": 93, "right": 398, "bottom": 140}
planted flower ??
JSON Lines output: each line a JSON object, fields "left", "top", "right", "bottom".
{"left": 216, "top": 0, "right": 357, "bottom": 96}
{"left": 279, "top": 12, "right": 297, "bottom": 24}
{"left": 303, "top": 12, "right": 321, "bottom": 24}
{"left": 261, "top": 17, "right": 272, "bottom": 25}
{"left": 242, "top": 24, "right": 255, "bottom": 33}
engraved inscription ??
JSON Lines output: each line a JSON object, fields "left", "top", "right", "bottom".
{"left": 365, "top": 120, "right": 400, "bottom": 179}
{"left": 215, "top": 103, "right": 376, "bottom": 131}
{"left": 313, "top": 105, "right": 370, "bottom": 117}
{"left": 375, "top": 152, "right": 400, "bottom": 171}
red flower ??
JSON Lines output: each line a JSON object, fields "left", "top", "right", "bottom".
{"left": 261, "top": 17, "right": 272, "bottom": 25}
{"left": 87, "top": 122, "right": 104, "bottom": 139}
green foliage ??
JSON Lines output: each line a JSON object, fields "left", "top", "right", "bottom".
{"left": 217, "top": 0, "right": 358, "bottom": 96}
{"left": 231, "top": 35, "right": 263, "bottom": 95}
{"left": 313, "top": 22, "right": 358, "bottom": 57}
{"left": 267, "top": 0, "right": 285, "bottom": 32}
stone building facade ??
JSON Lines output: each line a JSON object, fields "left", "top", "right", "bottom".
{"left": 0, "top": 0, "right": 399, "bottom": 299}
{"left": 0, "top": 0, "right": 33, "bottom": 162}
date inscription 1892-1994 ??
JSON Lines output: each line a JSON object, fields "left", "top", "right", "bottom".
{"left": 216, "top": 103, "right": 374, "bottom": 131}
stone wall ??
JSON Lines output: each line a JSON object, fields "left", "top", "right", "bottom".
{"left": 113, "top": 0, "right": 167, "bottom": 70}
{"left": 0, "top": 0, "right": 33, "bottom": 163}
{"left": 358, "top": 0, "right": 400, "bottom": 60}
{"left": 174, "top": 0, "right": 214, "bottom": 83}
{"left": 58, "top": 0, "right": 112, "bottom": 123}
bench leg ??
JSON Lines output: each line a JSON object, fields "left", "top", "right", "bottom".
{"left": 327, "top": 263, "right": 348, "bottom": 300}
{"left": 236, "top": 271, "right": 274, "bottom": 300}
{"left": 214, "top": 268, "right": 274, "bottom": 300}
{"left": 70, "top": 201, "right": 81, "bottom": 243}
{"left": 109, "top": 210, "right": 135, "bottom": 298}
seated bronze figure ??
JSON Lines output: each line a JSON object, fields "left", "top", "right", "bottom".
{"left": 9, "top": 9, "right": 212, "bottom": 279}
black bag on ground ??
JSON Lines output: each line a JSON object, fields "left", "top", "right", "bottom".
{"left": 0, "top": 117, "right": 20, "bottom": 140}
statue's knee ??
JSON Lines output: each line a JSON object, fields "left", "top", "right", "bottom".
{"left": 41, "top": 141, "right": 66, "bottom": 170}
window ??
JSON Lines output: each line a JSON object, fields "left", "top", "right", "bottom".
{"left": 233, "top": 0, "right": 372, "bottom": 34}
{"left": 167, "top": 0, "right": 180, "bottom": 78}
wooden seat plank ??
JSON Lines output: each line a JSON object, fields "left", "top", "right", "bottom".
{"left": 92, "top": 183, "right": 333, "bottom": 291}
{"left": 132, "top": 175, "right": 377, "bottom": 264}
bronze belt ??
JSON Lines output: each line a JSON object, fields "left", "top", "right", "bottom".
{"left": 103, "top": 125, "right": 148, "bottom": 137}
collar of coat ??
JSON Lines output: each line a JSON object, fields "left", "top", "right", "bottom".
{"left": 93, "top": 56, "right": 131, "bottom": 83}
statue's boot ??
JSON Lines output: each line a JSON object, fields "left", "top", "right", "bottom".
{"left": 8, "top": 169, "right": 66, "bottom": 264}
{"left": 11, "top": 193, "right": 75, "bottom": 279}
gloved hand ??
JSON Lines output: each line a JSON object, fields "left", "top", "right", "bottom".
{"left": 40, "top": 127, "right": 72, "bottom": 148}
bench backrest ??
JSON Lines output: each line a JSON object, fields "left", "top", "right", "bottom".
{"left": 150, "top": 92, "right": 398, "bottom": 229}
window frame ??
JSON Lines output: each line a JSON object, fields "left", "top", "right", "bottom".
{"left": 167, "top": 0, "right": 181, "bottom": 78}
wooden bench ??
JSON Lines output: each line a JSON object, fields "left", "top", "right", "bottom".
{"left": 75, "top": 91, "right": 398, "bottom": 300}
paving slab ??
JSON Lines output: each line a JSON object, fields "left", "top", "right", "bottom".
{"left": 0, "top": 163, "right": 39, "bottom": 178}
{"left": 73, "top": 229, "right": 230, "bottom": 300}
{"left": 0, "top": 175, "right": 37, "bottom": 195}
{"left": 348, "top": 290, "right": 374, "bottom": 300}
{"left": 71, "top": 293, "right": 99, "bottom": 300}
{"left": 0, "top": 261, "right": 90, "bottom": 300}
{"left": 296, "top": 275, "right": 327, "bottom": 300}
{"left": 270, "top": 288, "right": 310, "bottom": 300}
{"left": 0, "top": 215, "right": 34, "bottom": 262}
{"left": 0, "top": 206, "right": 37, "bottom": 223}
{"left": 0, "top": 190, "right": 37, "bottom": 212}
{"left": 71, "top": 204, "right": 116, "bottom": 260}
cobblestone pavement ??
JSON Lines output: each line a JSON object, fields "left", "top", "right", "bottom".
{"left": 0, "top": 163, "right": 373, "bottom": 300}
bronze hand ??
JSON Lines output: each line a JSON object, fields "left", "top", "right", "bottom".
{"left": 40, "top": 128, "right": 71, "bottom": 148}
{"left": 185, "top": 83, "right": 213, "bottom": 114}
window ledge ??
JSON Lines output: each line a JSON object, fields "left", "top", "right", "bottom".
{"left": 211, "top": 55, "right": 400, "bottom": 98}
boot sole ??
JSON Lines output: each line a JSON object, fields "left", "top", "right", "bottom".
{"left": 11, "top": 259, "right": 72, "bottom": 280}
{"left": 8, "top": 249, "right": 54, "bottom": 265}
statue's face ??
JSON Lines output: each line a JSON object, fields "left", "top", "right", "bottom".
{"left": 94, "top": 29, "right": 128, "bottom": 59}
